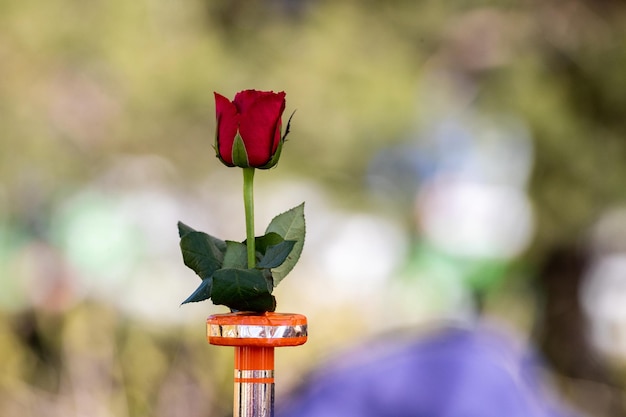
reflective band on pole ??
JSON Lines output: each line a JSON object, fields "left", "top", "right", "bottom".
{"left": 235, "top": 369, "right": 275, "bottom": 384}
{"left": 209, "top": 323, "right": 308, "bottom": 339}
{"left": 206, "top": 312, "right": 308, "bottom": 347}
{"left": 235, "top": 370, "right": 275, "bottom": 417}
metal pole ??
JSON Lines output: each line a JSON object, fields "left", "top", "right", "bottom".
{"left": 234, "top": 346, "right": 275, "bottom": 417}
{"left": 207, "top": 312, "right": 308, "bottom": 417}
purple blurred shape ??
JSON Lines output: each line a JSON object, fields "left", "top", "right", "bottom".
{"left": 278, "top": 326, "right": 580, "bottom": 417}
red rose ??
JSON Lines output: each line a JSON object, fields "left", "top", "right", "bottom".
{"left": 214, "top": 90, "right": 287, "bottom": 169}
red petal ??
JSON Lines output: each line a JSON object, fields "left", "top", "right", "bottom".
{"left": 238, "top": 92, "right": 286, "bottom": 167}
{"left": 233, "top": 90, "right": 265, "bottom": 114}
{"left": 214, "top": 92, "right": 239, "bottom": 165}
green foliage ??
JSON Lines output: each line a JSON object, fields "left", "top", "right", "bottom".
{"left": 257, "top": 240, "right": 296, "bottom": 270}
{"left": 181, "top": 278, "right": 212, "bottom": 305}
{"left": 252, "top": 232, "right": 284, "bottom": 254}
{"left": 177, "top": 203, "right": 305, "bottom": 311}
{"left": 265, "top": 203, "right": 306, "bottom": 286}
{"left": 222, "top": 241, "right": 248, "bottom": 268}
{"left": 178, "top": 223, "right": 227, "bottom": 281}
{"left": 212, "top": 268, "right": 275, "bottom": 312}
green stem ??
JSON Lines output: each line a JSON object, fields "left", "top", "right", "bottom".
{"left": 243, "top": 167, "right": 256, "bottom": 268}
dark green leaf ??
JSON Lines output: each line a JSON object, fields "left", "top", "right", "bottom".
{"left": 260, "top": 268, "right": 274, "bottom": 291}
{"left": 211, "top": 268, "right": 275, "bottom": 312}
{"left": 179, "top": 231, "right": 227, "bottom": 280}
{"left": 177, "top": 221, "right": 196, "bottom": 238}
{"left": 257, "top": 240, "right": 297, "bottom": 269}
{"left": 253, "top": 232, "right": 284, "bottom": 255}
{"left": 265, "top": 203, "right": 305, "bottom": 285}
{"left": 181, "top": 278, "right": 212, "bottom": 304}
{"left": 223, "top": 240, "right": 248, "bottom": 268}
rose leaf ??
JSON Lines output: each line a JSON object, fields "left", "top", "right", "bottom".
{"left": 265, "top": 203, "right": 305, "bottom": 285}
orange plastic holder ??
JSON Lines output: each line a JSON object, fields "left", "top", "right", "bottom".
{"left": 207, "top": 312, "right": 308, "bottom": 347}
{"left": 206, "top": 312, "right": 308, "bottom": 417}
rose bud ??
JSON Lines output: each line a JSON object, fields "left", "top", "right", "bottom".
{"left": 214, "top": 90, "right": 289, "bottom": 169}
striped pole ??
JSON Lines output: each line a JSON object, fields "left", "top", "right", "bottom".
{"left": 207, "top": 312, "right": 308, "bottom": 417}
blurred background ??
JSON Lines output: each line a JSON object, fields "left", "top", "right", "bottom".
{"left": 2, "top": 0, "right": 626, "bottom": 416}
